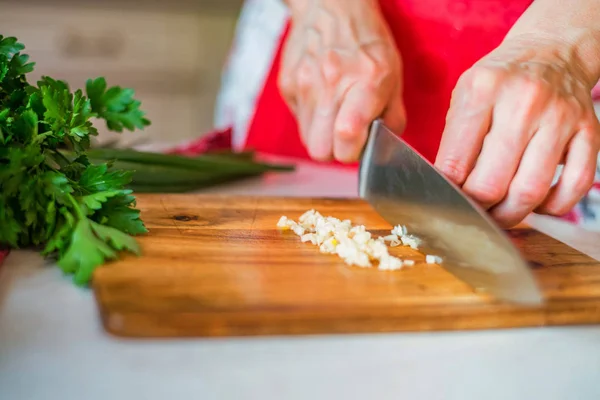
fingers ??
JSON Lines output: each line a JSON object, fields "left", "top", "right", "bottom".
{"left": 293, "top": 56, "right": 320, "bottom": 151}
{"left": 434, "top": 67, "right": 499, "bottom": 185}
{"left": 461, "top": 80, "right": 548, "bottom": 209}
{"left": 332, "top": 82, "right": 391, "bottom": 162}
{"left": 279, "top": 26, "right": 401, "bottom": 163}
{"left": 278, "top": 58, "right": 299, "bottom": 114}
{"left": 297, "top": 102, "right": 314, "bottom": 148}
{"left": 382, "top": 84, "right": 406, "bottom": 135}
{"left": 278, "top": 26, "right": 305, "bottom": 113}
{"left": 433, "top": 36, "right": 600, "bottom": 227}
{"left": 306, "top": 90, "right": 339, "bottom": 161}
{"left": 305, "top": 51, "right": 343, "bottom": 161}
{"left": 278, "top": 73, "right": 297, "bottom": 114}
{"left": 488, "top": 121, "right": 569, "bottom": 228}
{"left": 536, "top": 126, "right": 600, "bottom": 216}
{"left": 436, "top": 62, "right": 597, "bottom": 228}
{"left": 330, "top": 42, "right": 400, "bottom": 162}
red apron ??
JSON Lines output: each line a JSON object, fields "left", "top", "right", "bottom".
{"left": 243, "top": 0, "right": 533, "bottom": 165}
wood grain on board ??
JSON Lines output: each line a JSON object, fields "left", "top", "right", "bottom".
{"left": 92, "top": 194, "right": 600, "bottom": 338}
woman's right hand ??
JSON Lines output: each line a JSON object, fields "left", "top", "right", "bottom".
{"left": 279, "top": 0, "right": 405, "bottom": 162}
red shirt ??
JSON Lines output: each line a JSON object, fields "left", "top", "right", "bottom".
{"left": 243, "top": 0, "right": 533, "bottom": 165}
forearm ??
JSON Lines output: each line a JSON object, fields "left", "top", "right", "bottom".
{"left": 505, "top": 0, "right": 600, "bottom": 86}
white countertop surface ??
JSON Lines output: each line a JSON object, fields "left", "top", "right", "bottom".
{"left": 2, "top": 157, "right": 600, "bottom": 400}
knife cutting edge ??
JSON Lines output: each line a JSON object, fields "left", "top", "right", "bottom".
{"left": 359, "top": 119, "right": 544, "bottom": 305}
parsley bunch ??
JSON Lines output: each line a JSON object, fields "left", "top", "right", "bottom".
{"left": 0, "top": 35, "right": 150, "bottom": 285}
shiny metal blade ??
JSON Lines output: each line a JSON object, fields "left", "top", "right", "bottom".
{"left": 359, "top": 119, "right": 543, "bottom": 305}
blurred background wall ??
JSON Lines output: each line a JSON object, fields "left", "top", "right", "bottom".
{"left": 0, "top": 0, "right": 243, "bottom": 147}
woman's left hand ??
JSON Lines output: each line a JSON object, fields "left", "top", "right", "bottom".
{"left": 435, "top": 35, "right": 600, "bottom": 228}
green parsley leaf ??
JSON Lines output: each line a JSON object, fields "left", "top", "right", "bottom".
{"left": 0, "top": 201, "right": 21, "bottom": 247}
{"left": 38, "top": 76, "right": 71, "bottom": 137}
{"left": 90, "top": 220, "right": 141, "bottom": 255}
{"left": 42, "top": 209, "right": 75, "bottom": 257}
{"left": 78, "top": 162, "right": 133, "bottom": 192}
{"left": 7, "top": 53, "right": 34, "bottom": 78}
{"left": 0, "top": 35, "right": 24, "bottom": 57}
{"left": 0, "top": 36, "right": 34, "bottom": 95}
{"left": 57, "top": 217, "right": 142, "bottom": 286}
{"left": 41, "top": 171, "right": 74, "bottom": 200}
{"left": 1, "top": 33, "right": 150, "bottom": 285}
{"left": 79, "top": 189, "right": 131, "bottom": 214}
{"left": 70, "top": 89, "right": 97, "bottom": 141}
{"left": 57, "top": 218, "right": 117, "bottom": 281}
{"left": 86, "top": 77, "right": 151, "bottom": 132}
{"left": 0, "top": 54, "right": 9, "bottom": 84}
{"left": 93, "top": 194, "right": 147, "bottom": 235}
{"left": 12, "top": 108, "right": 38, "bottom": 143}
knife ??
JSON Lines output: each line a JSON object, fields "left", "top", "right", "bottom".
{"left": 358, "top": 119, "right": 543, "bottom": 305}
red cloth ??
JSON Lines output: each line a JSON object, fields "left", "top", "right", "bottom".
{"left": 0, "top": 249, "right": 8, "bottom": 267}
{"left": 243, "top": 0, "right": 533, "bottom": 165}
{"left": 166, "top": 127, "right": 233, "bottom": 157}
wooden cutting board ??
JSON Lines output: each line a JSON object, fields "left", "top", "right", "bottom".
{"left": 92, "top": 194, "right": 600, "bottom": 338}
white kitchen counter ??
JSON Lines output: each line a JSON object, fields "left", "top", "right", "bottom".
{"left": 2, "top": 157, "right": 600, "bottom": 400}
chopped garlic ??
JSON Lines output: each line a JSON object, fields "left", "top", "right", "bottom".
{"left": 276, "top": 216, "right": 292, "bottom": 229}
{"left": 277, "top": 211, "right": 443, "bottom": 271}
{"left": 350, "top": 227, "right": 371, "bottom": 245}
{"left": 391, "top": 225, "right": 407, "bottom": 237}
{"left": 380, "top": 234, "right": 402, "bottom": 248}
{"left": 319, "top": 237, "right": 338, "bottom": 254}
{"left": 425, "top": 255, "right": 443, "bottom": 264}
{"left": 291, "top": 225, "right": 304, "bottom": 236}
{"left": 400, "top": 234, "right": 421, "bottom": 249}
{"left": 301, "top": 233, "right": 317, "bottom": 244}
{"left": 276, "top": 210, "right": 445, "bottom": 270}
{"left": 364, "top": 239, "right": 389, "bottom": 260}
{"left": 379, "top": 255, "right": 404, "bottom": 270}
{"left": 381, "top": 234, "right": 398, "bottom": 242}
{"left": 335, "top": 238, "right": 372, "bottom": 267}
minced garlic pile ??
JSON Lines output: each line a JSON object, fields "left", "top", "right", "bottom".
{"left": 277, "top": 209, "right": 442, "bottom": 270}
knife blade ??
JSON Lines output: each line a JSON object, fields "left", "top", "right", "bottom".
{"left": 359, "top": 119, "right": 543, "bottom": 305}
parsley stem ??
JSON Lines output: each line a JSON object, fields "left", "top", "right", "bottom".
{"left": 52, "top": 149, "right": 73, "bottom": 167}
{"left": 65, "top": 193, "right": 86, "bottom": 220}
